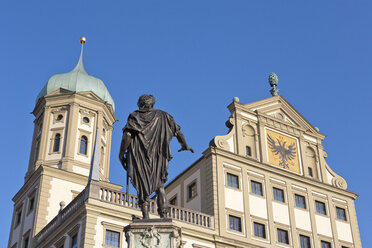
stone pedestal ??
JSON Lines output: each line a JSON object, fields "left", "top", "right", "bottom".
{"left": 124, "top": 219, "right": 182, "bottom": 248}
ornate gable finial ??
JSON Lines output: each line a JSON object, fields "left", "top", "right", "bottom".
{"left": 268, "top": 72, "right": 279, "bottom": 96}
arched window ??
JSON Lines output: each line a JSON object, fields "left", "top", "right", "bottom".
{"left": 53, "top": 133, "right": 61, "bottom": 152}
{"left": 80, "top": 136, "right": 88, "bottom": 155}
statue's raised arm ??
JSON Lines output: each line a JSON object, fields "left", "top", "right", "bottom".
{"left": 118, "top": 94, "right": 193, "bottom": 219}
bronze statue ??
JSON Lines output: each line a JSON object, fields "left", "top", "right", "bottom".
{"left": 119, "top": 94, "right": 193, "bottom": 219}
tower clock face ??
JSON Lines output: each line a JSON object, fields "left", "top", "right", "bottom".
{"left": 265, "top": 128, "right": 301, "bottom": 174}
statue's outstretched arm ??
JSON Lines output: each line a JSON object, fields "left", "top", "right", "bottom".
{"left": 119, "top": 131, "right": 132, "bottom": 169}
{"left": 176, "top": 131, "right": 194, "bottom": 153}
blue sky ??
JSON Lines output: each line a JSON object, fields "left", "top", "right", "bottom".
{"left": 1, "top": 0, "right": 371, "bottom": 246}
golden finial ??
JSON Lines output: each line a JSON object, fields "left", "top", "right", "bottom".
{"left": 80, "top": 37, "right": 86, "bottom": 44}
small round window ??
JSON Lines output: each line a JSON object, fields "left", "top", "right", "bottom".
{"left": 83, "top": 117, "right": 90, "bottom": 123}
{"left": 56, "top": 114, "right": 63, "bottom": 121}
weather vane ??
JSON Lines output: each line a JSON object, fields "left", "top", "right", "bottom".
{"left": 268, "top": 72, "right": 279, "bottom": 96}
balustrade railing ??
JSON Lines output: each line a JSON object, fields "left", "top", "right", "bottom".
{"left": 35, "top": 182, "right": 214, "bottom": 246}
{"left": 98, "top": 186, "right": 214, "bottom": 229}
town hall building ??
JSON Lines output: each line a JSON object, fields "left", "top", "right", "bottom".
{"left": 8, "top": 39, "right": 362, "bottom": 248}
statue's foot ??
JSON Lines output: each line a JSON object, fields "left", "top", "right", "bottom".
{"left": 132, "top": 215, "right": 140, "bottom": 221}
{"left": 158, "top": 207, "right": 169, "bottom": 218}
{"left": 142, "top": 210, "right": 150, "bottom": 219}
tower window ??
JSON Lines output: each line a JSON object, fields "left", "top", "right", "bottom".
{"left": 83, "top": 117, "right": 90, "bottom": 123}
{"left": 15, "top": 209, "right": 22, "bottom": 226}
{"left": 246, "top": 146, "right": 252, "bottom": 156}
{"left": 227, "top": 173, "right": 239, "bottom": 189}
{"left": 80, "top": 136, "right": 88, "bottom": 155}
{"left": 34, "top": 139, "right": 40, "bottom": 163}
{"left": 105, "top": 230, "right": 120, "bottom": 247}
{"left": 100, "top": 146, "right": 105, "bottom": 167}
{"left": 70, "top": 234, "right": 78, "bottom": 248}
{"left": 56, "top": 114, "right": 63, "bottom": 121}
{"left": 251, "top": 181, "right": 263, "bottom": 196}
{"left": 229, "top": 215, "right": 242, "bottom": 232}
{"left": 295, "top": 194, "right": 306, "bottom": 209}
{"left": 308, "top": 167, "right": 313, "bottom": 177}
{"left": 53, "top": 133, "right": 61, "bottom": 152}
{"left": 315, "top": 200, "right": 327, "bottom": 215}
{"left": 23, "top": 237, "right": 29, "bottom": 248}
{"left": 28, "top": 197, "right": 35, "bottom": 212}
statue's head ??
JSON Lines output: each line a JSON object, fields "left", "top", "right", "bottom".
{"left": 137, "top": 94, "right": 156, "bottom": 110}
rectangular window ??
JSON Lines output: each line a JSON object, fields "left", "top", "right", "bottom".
{"left": 336, "top": 207, "right": 347, "bottom": 221}
{"left": 228, "top": 215, "right": 242, "bottom": 232}
{"left": 321, "top": 241, "right": 331, "bottom": 248}
{"left": 308, "top": 167, "right": 313, "bottom": 177}
{"left": 273, "top": 187, "right": 285, "bottom": 202}
{"left": 105, "top": 230, "right": 120, "bottom": 247}
{"left": 29, "top": 197, "right": 35, "bottom": 212}
{"left": 227, "top": 173, "right": 239, "bottom": 189}
{"left": 295, "top": 194, "right": 306, "bottom": 209}
{"left": 169, "top": 195, "right": 177, "bottom": 206}
{"left": 300, "top": 235, "right": 311, "bottom": 248}
{"left": 315, "top": 201, "right": 326, "bottom": 215}
{"left": 246, "top": 146, "right": 252, "bottom": 156}
{"left": 15, "top": 209, "right": 22, "bottom": 226}
{"left": 187, "top": 181, "right": 197, "bottom": 200}
{"left": 253, "top": 222, "right": 266, "bottom": 239}
{"left": 277, "top": 229, "right": 289, "bottom": 244}
{"left": 70, "top": 234, "right": 77, "bottom": 248}
{"left": 23, "top": 237, "right": 29, "bottom": 248}
{"left": 251, "top": 181, "right": 263, "bottom": 196}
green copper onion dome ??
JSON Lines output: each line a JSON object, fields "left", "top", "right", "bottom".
{"left": 36, "top": 38, "right": 115, "bottom": 111}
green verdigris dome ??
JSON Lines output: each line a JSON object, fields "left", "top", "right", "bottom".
{"left": 36, "top": 44, "right": 115, "bottom": 111}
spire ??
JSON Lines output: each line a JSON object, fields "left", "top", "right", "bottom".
{"left": 88, "top": 130, "right": 100, "bottom": 182}
{"left": 72, "top": 36, "right": 87, "bottom": 74}
{"left": 268, "top": 72, "right": 279, "bottom": 96}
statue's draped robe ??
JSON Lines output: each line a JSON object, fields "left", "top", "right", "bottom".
{"left": 123, "top": 109, "right": 180, "bottom": 201}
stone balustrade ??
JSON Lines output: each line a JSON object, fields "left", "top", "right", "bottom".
{"left": 34, "top": 182, "right": 214, "bottom": 246}
{"left": 98, "top": 186, "right": 214, "bottom": 229}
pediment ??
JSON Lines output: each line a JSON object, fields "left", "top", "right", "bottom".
{"left": 77, "top": 91, "right": 104, "bottom": 102}
{"left": 46, "top": 88, "right": 74, "bottom": 97}
{"left": 242, "top": 95, "right": 320, "bottom": 136}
